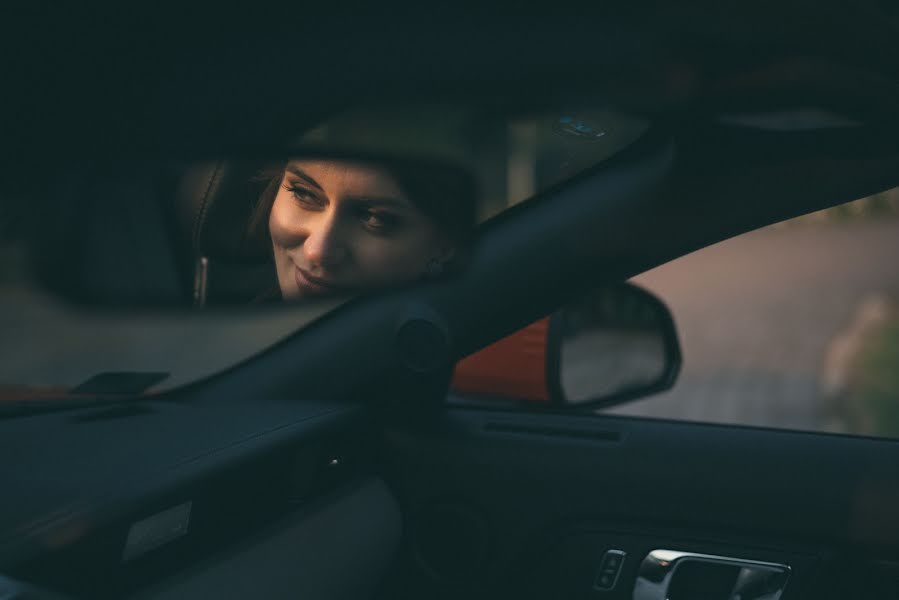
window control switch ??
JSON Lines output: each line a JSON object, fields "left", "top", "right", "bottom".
{"left": 593, "top": 549, "right": 626, "bottom": 591}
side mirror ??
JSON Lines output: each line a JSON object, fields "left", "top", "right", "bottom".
{"left": 451, "top": 282, "right": 681, "bottom": 409}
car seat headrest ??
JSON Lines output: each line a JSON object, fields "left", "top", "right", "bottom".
{"left": 174, "top": 160, "right": 273, "bottom": 263}
{"left": 173, "top": 160, "right": 279, "bottom": 304}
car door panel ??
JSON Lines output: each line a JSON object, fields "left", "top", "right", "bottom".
{"left": 130, "top": 477, "right": 401, "bottom": 600}
{"left": 379, "top": 409, "right": 899, "bottom": 599}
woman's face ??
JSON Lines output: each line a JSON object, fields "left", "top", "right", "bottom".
{"left": 270, "top": 159, "right": 453, "bottom": 300}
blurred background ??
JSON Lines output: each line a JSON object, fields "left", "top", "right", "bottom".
{"left": 612, "top": 188, "right": 899, "bottom": 439}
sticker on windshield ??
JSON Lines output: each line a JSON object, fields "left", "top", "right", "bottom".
{"left": 553, "top": 116, "right": 607, "bottom": 140}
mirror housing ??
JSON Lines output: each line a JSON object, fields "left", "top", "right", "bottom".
{"left": 451, "top": 282, "right": 681, "bottom": 409}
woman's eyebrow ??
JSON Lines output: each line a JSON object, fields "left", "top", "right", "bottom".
{"left": 285, "top": 165, "right": 324, "bottom": 191}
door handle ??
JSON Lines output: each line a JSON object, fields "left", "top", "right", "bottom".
{"left": 633, "top": 549, "right": 791, "bottom": 600}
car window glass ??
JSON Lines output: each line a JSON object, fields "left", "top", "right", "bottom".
{"left": 608, "top": 189, "right": 899, "bottom": 440}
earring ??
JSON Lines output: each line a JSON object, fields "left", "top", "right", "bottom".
{"left": 425, "top": 258, "right": 445, "bottom": 277}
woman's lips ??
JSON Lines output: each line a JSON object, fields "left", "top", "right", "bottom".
{"left": 294, "top": 267, "right": 347, "bottom": 296}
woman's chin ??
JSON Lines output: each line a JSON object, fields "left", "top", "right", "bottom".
{"left": 280, "top": 288, "right": 301, "bottom": 301}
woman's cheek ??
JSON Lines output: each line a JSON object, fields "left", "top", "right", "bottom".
{"left": 268, "top": 197, "right": 303, "bottom": 249}
{"left": 365, "top": 236, "right": 434, "bottom": 283}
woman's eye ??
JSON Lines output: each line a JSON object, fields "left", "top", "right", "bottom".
{"left": 284, "top": 185, "right": 324, "bottom": 208}
{"left": 359, "top": 209, "right": 401, "bottom": 233}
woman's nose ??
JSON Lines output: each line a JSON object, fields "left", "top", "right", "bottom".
{"left": 302, "top": 213, "right": 348, "bottom": 268}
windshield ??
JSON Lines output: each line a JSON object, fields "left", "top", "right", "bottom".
{"left": 0, "top": 104, "right": 649, "bottom": 401}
